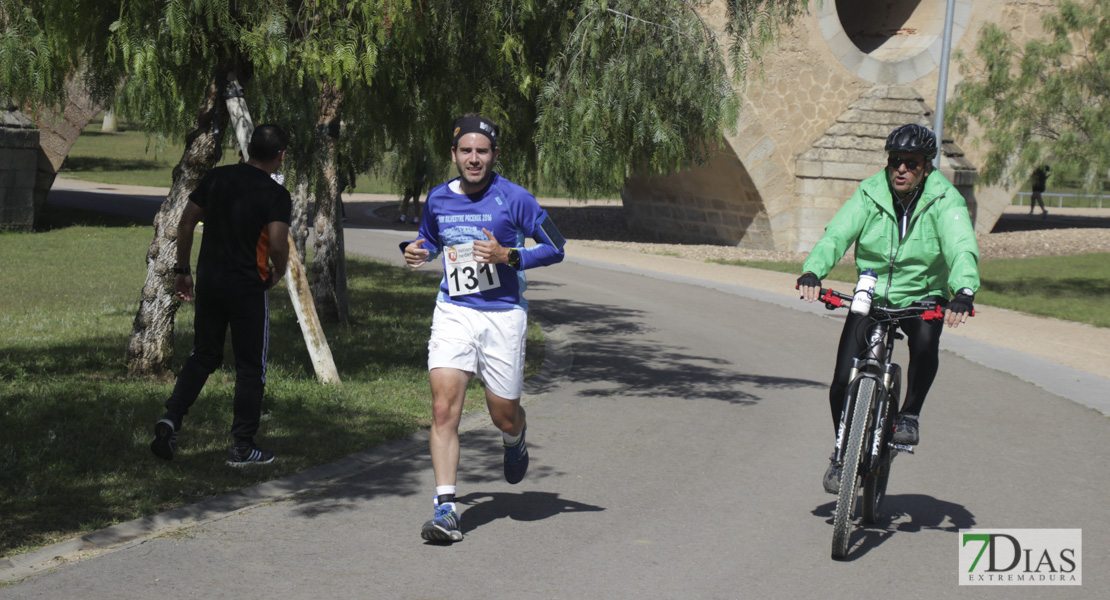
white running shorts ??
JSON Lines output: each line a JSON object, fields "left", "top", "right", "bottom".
{"left": 427, "top": 299, "right": 527, "bottom": 399}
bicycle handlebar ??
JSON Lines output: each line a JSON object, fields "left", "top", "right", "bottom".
{"left": 798, "top": 286, "right": 974, "bottom": 320}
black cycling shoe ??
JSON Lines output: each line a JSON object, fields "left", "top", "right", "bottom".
{"left": 892, "top": 414, "right": 920, "bottom": 445}
{"left": 823, "top": 452, "right": 841, "bottom": 495}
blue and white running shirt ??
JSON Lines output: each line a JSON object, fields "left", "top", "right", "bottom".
{"left": 401, "top": 173, "right": 565, "bottom": 311}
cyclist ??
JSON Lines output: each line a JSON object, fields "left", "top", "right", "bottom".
{"left": 797, "top": 123, "right": 979, "bottom": 494}
{"left": 402, "top": 114, "right": 565, "bottom": 542}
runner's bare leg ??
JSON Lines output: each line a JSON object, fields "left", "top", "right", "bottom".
{"left": 429, "top": 367, "right": 470, "bottom": 486}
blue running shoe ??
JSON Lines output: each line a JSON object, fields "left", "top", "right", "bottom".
{"left": 421, "top": 503, "right": 463, "bottom": 543}
{"left": 503, "top": 426, "right": 529, "bottom": 484}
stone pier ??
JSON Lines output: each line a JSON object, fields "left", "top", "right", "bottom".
{"left": 0, "top": 106, "right": 39, "bottom": 232}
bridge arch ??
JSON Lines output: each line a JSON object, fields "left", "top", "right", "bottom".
{"left": 620, "top": 1, "right": 1036, "bottom": 253}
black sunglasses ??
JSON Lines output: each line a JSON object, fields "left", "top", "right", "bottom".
{"left": 888, "top": 156, "right": 922, "bottom": 171}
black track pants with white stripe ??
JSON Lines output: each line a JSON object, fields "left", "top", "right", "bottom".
{"left": 165, "top": 288, "right": 270, "bottom": 444}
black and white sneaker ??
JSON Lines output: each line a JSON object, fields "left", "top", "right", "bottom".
{"left": 150, "top": 417, "right": 178, "bottom": 461}
{"left": 226, "top": 444, "right": 275, "bottom": 467}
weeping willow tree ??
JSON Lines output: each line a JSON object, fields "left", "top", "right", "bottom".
{"left": 5, "top": 0, "right": 812, "bottom": 375}
{"left": 115, "top": 1, "right": 416, "bottom": 367}
{"left": 0, "top": 0, "right": 123, "bottom": 219}
{"left": 536, "top": 0, "right": 810, "bottom": 196}
{"left": 947, "top": 0, "right": 1110, "bottom": 192}
{"left": 107, "top": 1, "right": 262, "bottom": 375}
{"left": 0, "top": 0, "right": 120, "bottom": 108}
{"left": 0, "top": 0, "right": 245, "bottom": 374}
{"left": 339, "top": 1, "right": 811, "bottom": 198}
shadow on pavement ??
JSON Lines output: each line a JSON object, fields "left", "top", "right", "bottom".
{"left": 812, "top": 493, "right": 977, "bottom": 561}
{"left": 992, "top": 212, "right": 1110, "bottom": 232}
{"left": 454, "top": 491, "right": 606, "bottom": 535}
{"left": 534, "top": 298, "right": 826, "bottom": 405}
{"left": 283, "top": 431, "right": 564, "bottom": 521}
{"left": 285, "top": 452, "right": 429, "bottom": 520}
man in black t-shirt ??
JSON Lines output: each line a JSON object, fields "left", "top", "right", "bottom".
{"left": 150, "top": 124, "right": 292, "bottom": 466}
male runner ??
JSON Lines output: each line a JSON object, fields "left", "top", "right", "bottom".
{"left": 402, "top": 114, "right": 565, "bottom": 542}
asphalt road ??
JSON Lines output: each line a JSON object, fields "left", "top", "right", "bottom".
{"left": 4, "top": 194, "right": 1107, "bottom": 598}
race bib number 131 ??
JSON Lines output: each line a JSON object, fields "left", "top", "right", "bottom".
{"left": 444, "top": 242, "right": 501, "bottom": 296}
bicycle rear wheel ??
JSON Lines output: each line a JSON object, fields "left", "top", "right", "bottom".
{"left": 832, "top": 377, "right": 876, "bottom": 559}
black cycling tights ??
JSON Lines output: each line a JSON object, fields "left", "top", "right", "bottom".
{"left": 827, "top": 310, "right": 943, "bottom": 432}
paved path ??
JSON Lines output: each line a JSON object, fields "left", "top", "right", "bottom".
{"left": 4, "top": 182, "right": 1107, "bottom": 597}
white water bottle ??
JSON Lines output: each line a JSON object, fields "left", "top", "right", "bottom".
{"left": 850, "top": 269, "right": 877, "bottom": 315}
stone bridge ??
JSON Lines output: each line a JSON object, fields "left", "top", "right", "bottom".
{"left": 622, "top": 0, "right": 1053, "bottom": 252}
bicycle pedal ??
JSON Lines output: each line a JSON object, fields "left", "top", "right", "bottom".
{"left": 889, "top": 443, "right": 915, "bottom": 454}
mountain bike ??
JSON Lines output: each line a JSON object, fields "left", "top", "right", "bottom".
{"left": 812, "top": 288, "right": 970, "bottom": 559}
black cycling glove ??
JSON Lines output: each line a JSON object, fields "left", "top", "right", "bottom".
{"left": 797, "top": 272, "right": 821, "bottom": 289}
{"left": 947, "top": 294, "right": 974, "bottom": 315}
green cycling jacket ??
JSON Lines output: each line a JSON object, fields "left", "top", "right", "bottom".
{"left": 802, "top": 169, "right": 980, "bottom": 307}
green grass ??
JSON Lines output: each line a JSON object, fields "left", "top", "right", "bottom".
{"left": 711, "top": 260, "right": 858, "bottom": 285}
{"left": 976, "top": 254, "right": 1110, "bottom": 327}
{"left": 710, "top": 256, "right": 1110, "bottom": 328}
{"left": 59, "top": 122, "right": 233, "bottom": 189}
{"left": 60, "top": 120, "right": 602, "bottom": 198}
{"left": 0, "top": 207, "right": 543, "bottom": 558}
{"left": 62, "top": 120, "right": 400, "bottom": 192}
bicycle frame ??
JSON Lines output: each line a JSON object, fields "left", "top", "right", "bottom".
{"left": 827, "top": 290, "right": 941, "bottom": 467}
{"left": 811, "top": 286, "right": 972, "bottom": 559}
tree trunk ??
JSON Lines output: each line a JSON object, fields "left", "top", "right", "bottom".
{"left": 290, "top": 172, "right": 313, "bottom": 263}
{"left": 126, "top": 79, "right": 228, "bottom": 376}
{"left": 310, "top": 82, "right": 349, "bottom": 324}
{"left": 223, "top": 73, "right": 251, "bottom": 161}
{"left": 101, "top": 108, "right": 118, "bottom": 133}
{"left": 31, "top": 75, "right": 105, "bottom": 226}
{"left": 284, "top": 231, "right": 342, "bottom": 386}
{"left": 219, "top": 74, "right": 340, "bottom": 386}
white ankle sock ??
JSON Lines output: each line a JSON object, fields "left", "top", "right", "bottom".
{"left": 435, "top": 485, "right": 456, "bottom": 499}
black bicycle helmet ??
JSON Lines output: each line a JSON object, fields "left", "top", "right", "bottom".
{"left": 885, "top": 124, "right": 937, "bottom": 159}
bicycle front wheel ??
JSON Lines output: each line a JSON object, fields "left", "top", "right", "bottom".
{"left": 863, "top": 367, "right": 901, "bottom": 524}
{"left": 832, "top": 377, "right": 877, "bottom": 559}
{"left": 862, "top": 388, "right": 896, "bottom": 524}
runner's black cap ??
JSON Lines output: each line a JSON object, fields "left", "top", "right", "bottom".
{"left": 452, "top": 115, "right": 498, "bottom": 147}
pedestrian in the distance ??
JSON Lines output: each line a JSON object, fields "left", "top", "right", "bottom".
{"left": 1030, "top": 165, "right": 1050, "bottom": 217}
{"left": 150, "top": 124, "right": 292, "bottom": 467}
{"left": 402, "top": 114, "right": 566, "bottom": 543}
{"left": 396, "top": 148, "right": 430, "bottom": 226}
